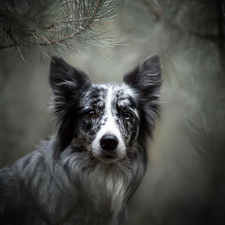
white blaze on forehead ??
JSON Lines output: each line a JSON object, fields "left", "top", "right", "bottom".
{"left": 106, "top": 85, "right": 113, "bottom": 118}
{"left": 101, "top": 85, "right": 122, "bottom": 136}
{"left": 92, "top": 85, "right": 126, "bottom": 160}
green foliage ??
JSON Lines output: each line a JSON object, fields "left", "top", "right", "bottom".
{"left": 0, "top": 0, "right": 120, "bottom": 59}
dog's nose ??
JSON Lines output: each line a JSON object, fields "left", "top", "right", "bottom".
{"left": 100, "top": 135, "right": 118, "bottom": 151}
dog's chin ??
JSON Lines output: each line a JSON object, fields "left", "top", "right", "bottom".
{"left": 97, "top": 156, "right": 119, "bottom": 164}
{"left": 92, "top": 147, "right": 126, "bottom": 164}
{"left": 93, "top": 151, "right": 124, "bottom": 164}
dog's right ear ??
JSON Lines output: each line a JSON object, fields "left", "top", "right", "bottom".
{"left": 49, "top": 57, "right": 91, "bottom": 154}
{"left": 50, "top": 57, "right": 91, "bottom": 101}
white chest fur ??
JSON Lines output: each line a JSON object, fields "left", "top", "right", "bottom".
{"left": 87, "top": 163, "right": 126, "bottom": 209}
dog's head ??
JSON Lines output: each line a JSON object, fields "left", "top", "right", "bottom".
{"left": 50, "top": 56, "right": 162, "bottom": 163}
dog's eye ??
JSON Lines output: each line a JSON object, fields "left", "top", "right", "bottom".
{"left": 87, "top": 110, "right": 96, "bottom": 118}
{"left": 123, "top": 112, "right": 132, "bottom": 120}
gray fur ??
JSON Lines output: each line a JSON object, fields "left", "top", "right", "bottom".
{"left": 0, "top": 55, "right": 162, "bottom": 225}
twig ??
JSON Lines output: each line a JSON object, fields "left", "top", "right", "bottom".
{"left": 17, "top": 46, "right": 26, "bottom": 62}
{"left": 188, "top": 31, "right": 219, "bottom": 42}
{"left": 166, "top": 53, "right": 183, "bottom": 87}
{"left": 161, "top": 55, "right": 171, "bottom": 86}
{"left": 33, "top": 0, "right": 103, "bottom": 49}
{"left": 143, "top": 0, "right": 161, "bottom": 19}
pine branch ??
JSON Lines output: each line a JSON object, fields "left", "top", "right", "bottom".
{"left": 0, "top": 0, "right": 120, "bottom": 57}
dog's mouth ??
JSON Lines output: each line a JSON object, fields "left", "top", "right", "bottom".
{"left": 103, "top": 151, "right": 115, "bottom": 157}
{"left": 91, "top": 144, "right": 126, "bottom": 164}
{"left": 98, "top": 151, "right": 119, "bottom": 163}
{"left": 104, "top": 155, "right": 114, "bottom": 158}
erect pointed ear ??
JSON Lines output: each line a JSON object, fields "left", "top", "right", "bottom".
{"left": 123, "top": 55, "right": 162, "bottom": 138}
{"left": 50, "top": 57, "right": 91, "bottom": 116}
{"left": 49, "top": 57, "right": 91, "bottom": 154}
{"left": 123, "top": 55, "right": 162, "bottom": 100}
{"left": 50, "top": 57, "right": 91, "bottom": 99}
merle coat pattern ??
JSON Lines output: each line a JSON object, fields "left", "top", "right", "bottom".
{"left": 0, "top": 55, "right": 162, "bottom": 225}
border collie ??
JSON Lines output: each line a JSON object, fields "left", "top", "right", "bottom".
{"left": 0, "top": 55, "right": 162, "bottom": 225}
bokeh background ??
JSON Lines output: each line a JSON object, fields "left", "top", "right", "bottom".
{"left": 1, "top": 1, "right": 225, "bottom": 224}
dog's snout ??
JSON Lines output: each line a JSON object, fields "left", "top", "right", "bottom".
{"left": 100, "top": 135, "right": 118, "bottom": 151}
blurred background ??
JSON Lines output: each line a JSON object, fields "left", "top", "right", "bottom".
{"left": 1, "top": 0, "right": 225, "bottom": 224}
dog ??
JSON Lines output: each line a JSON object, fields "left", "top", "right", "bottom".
{"left": 0, "top": 55, "right": 162, "bottom": 225}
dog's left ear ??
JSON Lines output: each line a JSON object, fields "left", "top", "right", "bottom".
{"left": 123, "top": 55, "right": 162, "bottom": 137}
{"left": 123, "top": 55, "right": 162, "bottom": 100}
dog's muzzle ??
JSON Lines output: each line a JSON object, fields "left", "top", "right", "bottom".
{"left": 92, "top": 132, "right": 125, "bottom": 163}
{"left": 100, "top": 134, "right": 118, "bottom": 151}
